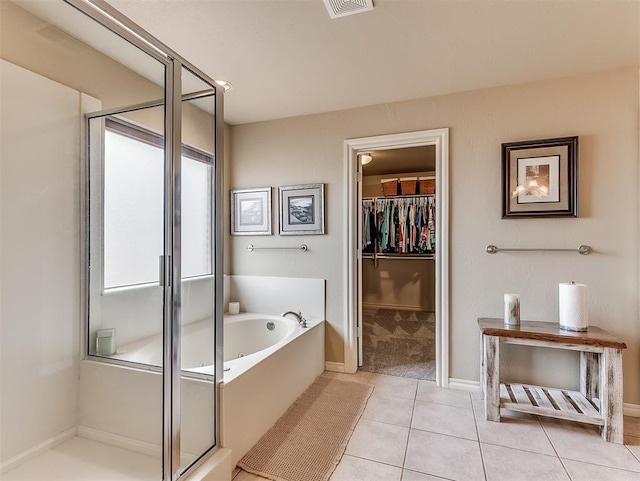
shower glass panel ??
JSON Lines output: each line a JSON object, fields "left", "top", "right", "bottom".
{"left": 83, "top": 27, "right": 168, "bottom": 481}
{"left": 88, "top": 105, "right": 167, "bottom": 365}
{"left": 178, "top": 66, "right": 218, "bottom": 474}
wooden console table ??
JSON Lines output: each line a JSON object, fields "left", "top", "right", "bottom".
{"left": 478, "top": 317, "right": 627, "bottom": 443}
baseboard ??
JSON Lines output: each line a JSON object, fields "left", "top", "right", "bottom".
{"left": 448, "top": 378, "right": 482, "bottom": 392}
{"left": 625, "top": 403, "right": 640, "bottom": 417}
{"left": 1, "top": 426, "right": 76, "bottom": 474}
{"left": 77, "top": 425, "right": 161, "bottom": 458}
{"left": 324, "top": 361, "right": 345, "bottom": 373}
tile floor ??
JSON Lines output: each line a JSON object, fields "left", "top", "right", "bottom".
{"left": 234, "top": 371, "right": 640, "bottom": 481}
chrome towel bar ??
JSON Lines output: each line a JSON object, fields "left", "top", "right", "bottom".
{"left": 485, "top": 245, "right": 591, "bottom": 255}
{"left": 247, "top": 244, "right": 308, "bottom": 252}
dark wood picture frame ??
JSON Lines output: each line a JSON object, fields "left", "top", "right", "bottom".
{"left": 502, "top": 136, "right": 578, "bottom": 218}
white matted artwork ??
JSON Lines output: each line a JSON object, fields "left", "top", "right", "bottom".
{"left": 231, "top": 187, "right": 272, "bottom": 235}
{"left": 279, "top": 183, "right": 325, "bottom": 235}
{"left": 516, "top": 155, "right": 560, "bottom": 204}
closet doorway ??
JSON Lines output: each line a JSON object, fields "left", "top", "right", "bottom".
{"left": 361, "top": 147, "right": 436, "bottom": 379}
{"left": 344, "top": 129, "right": 450, "bottom": 386}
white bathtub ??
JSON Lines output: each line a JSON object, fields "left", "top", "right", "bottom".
{"left": 111, "top": 313, "right": 300, "bottom": 376}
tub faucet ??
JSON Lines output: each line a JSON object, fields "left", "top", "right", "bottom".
{"left": 282, "top": 311, "right": 307, "bottom": 328}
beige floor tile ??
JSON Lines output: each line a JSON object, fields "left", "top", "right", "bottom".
{"left": 362, "top": 393, "right": 415, "bottom": 427}
{"left": 626, "top": 416, "right": 640, "bottom": 437}
{"left": 368, "top": 373, "right": 418, "bottom": 399}
{"left": 542, "top": 418, "right": 640, "bottom": 472}
{"left": 330, "top": 455, "right": 402, "bottom": 481}
{"left": 322, "top": 370, "right": 373, "bottom": 383}
{"left": 417, "top": 381, "right": 472, "bottom": 409}
{"left": 563, "top": 459, "right": 640, "bottom": 481}
{"left": 345, "top": 418, "right": 410, "bottom": 467}
{"left": 405, "top": 429, "right": 484, "bottom": 481}
{"left": 627, "top": 436, "right": 640, "bottom": 462}
{"left": 471, "top": 390, "right": 484, "bottom": 407}
{"left": 412, "top": 400, "right": 478, "bottom": 440}
{"left": 482, "top": 443, "right": 569, "bottom": 481}
{"left": 402, "top": 469, "right": 451, "bottom": 481}
{"left": 475, "top": 409, "right": 555, "bottom": 456}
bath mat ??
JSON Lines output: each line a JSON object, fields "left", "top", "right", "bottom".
{"left": 237, "top": 375, "right": 373, "bottom": 481}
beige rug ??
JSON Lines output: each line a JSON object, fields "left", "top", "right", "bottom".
{"left": 237, "top": 375, "right": 373, "bottom": 481}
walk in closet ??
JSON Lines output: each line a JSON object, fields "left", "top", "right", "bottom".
{"left": 359, "top": 146, "right": 436, "bottom": 380}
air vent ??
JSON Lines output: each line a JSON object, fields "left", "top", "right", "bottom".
{"left": 323, "top": 0, "right": 374, "bottom": 19}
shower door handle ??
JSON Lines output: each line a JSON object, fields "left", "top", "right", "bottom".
{"left": 159, "top": 255, "right": 171, "bottom": 287}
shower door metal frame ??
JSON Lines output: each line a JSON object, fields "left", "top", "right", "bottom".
{"left": 69, "top": 1, "right": 224, "bottom": 479}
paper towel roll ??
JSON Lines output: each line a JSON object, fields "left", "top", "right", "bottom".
{"left": 559, "top": 282, "right": 588, "bottom": 332}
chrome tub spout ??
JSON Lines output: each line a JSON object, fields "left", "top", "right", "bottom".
{"left": 281, "top": 311, "right": 307, "bottom": 328}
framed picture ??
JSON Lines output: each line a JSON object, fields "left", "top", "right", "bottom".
{"left": 502, "top": 136, "right": 578, "bottom": 218}
{"left": 278, "top": 183, "right": 325, "bottom": 235}
{"left": 230, "top": 187, "right": 272, "bottom": 235}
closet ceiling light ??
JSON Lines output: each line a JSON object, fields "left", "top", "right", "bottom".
{"left": 215, "top": 80, "right": 233, "bottom": 92}
{"left": 360, "top": 153, "right": 372, "bottom": 165}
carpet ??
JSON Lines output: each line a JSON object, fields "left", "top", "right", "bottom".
{"left": 359, "top": 308, "right": 436, "bottom": 380}
{"left": 237, "top": 376, "right": 373, "bottom": 481}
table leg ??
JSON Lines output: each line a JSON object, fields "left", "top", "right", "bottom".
{"left": 483, "top": 334, "right": 500, "bottom": 422}
{"left": 600, "top": 347, "right": 624, "bottom": 443}
{"left": 480, "top": 330, "right": 485, "bottom": 398}
{"left": 580, "top": 351, "right": 599, "bottom": 401}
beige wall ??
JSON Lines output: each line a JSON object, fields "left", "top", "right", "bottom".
{"left": 1, "top": 60, "right": 83, "bottom": 462}
{"left": 363, "top": 258, "right": 435, "bottom": 311}
{"left": 230, "top": 67, "right": 640, "bottom": 404}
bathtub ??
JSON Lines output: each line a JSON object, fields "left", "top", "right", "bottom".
{"left": 86, "top": 313, "right": 324, "bottom": 469}
{"left": 111, "top": 313, "right": 301, "bottom": 375}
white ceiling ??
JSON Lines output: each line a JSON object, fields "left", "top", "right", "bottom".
{"left": 105, "top": 0, "right": 639, "bottom": 126}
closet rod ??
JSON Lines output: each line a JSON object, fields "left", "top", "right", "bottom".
{"left": 485, "top": 245, "right": 591, "bottom": 255}
{"left": 375, "top": 254, "right": 435, "bottom": 260}
{"left": 247, "top": 244, "right": 308, "bottom": 252}
{"left": 363, "top": 194, "right": 434, "bottom": 200}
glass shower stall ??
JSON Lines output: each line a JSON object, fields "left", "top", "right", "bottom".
{"left": 0, "top": 1, "right": 223, "bottom": 479}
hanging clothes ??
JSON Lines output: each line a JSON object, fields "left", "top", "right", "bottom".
{"left": 362, "top": 199, "right": 375, "bottom": 253}
{"left": 362, "top": 195, "right": 436, "bottom": 255}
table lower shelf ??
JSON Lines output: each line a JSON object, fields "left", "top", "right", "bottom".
{"left": 500, "top": 383, "right": 603, "bottom": 426}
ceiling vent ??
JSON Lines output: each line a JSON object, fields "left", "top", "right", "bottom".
{"left": 323, "top": 0, "right": 374, "bottom": 19}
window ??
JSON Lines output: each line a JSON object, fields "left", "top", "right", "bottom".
{"left": 103, "top": 118, "right": 213, "bottom": 289}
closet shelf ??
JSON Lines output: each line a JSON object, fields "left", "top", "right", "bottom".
{"left": 363, "top": 194, "right": 435, "bottom": 201}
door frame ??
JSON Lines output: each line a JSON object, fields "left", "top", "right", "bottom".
{"left": 343, "top": 128, "right": 450, "bottom": 386}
